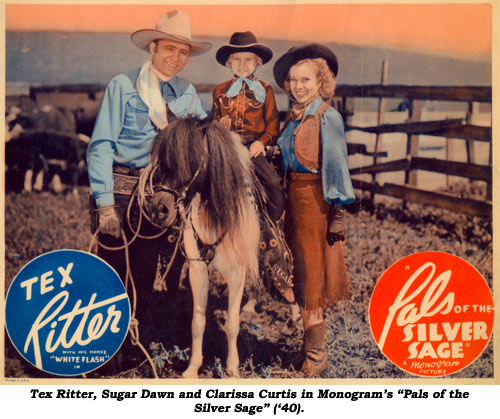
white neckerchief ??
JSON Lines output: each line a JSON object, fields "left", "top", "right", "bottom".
{"left": 136, "top": 60, "right": 172, "bottom": 130}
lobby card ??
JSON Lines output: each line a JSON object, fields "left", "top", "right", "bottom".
{"left": 1, "top": 1, "right": 498, "bottom": 414}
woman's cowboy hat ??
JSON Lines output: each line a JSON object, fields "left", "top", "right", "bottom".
{"left": 273, "top": 43, "right": 338, "bottom": 88}
{"left": 131, "top": 10, "right": 212, "bottom": 56}
{"left": 216, "top": 31, "right": 273, "bottom": 66}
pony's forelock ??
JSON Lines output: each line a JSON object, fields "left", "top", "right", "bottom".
{"left": 151, "top": 119, "right": 254, "bottom": 243}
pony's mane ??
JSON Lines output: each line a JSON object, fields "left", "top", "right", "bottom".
{"left": 151, "top": 118, "right": 252, "bottom": 237}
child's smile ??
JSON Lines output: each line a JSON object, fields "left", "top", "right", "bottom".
{"left": 228, "top": 52, "right": 259, "bottom": 78}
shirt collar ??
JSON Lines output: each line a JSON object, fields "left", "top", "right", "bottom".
{"left": 303, "top": 96, "right": 325, "bottom": 118}
{"left": 160, "top": 76, "right": 182, "bottom": 98}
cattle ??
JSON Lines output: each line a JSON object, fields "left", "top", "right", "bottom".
{"left": 5, "top": 104, "right": 89, "bottom": 196}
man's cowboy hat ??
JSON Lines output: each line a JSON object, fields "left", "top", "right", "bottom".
{"left": 131, "top": 10, "right": 212, "bottom": 56}
{"left": 216, "top": 31, "right": 273, "bottom": 66}
{"left": 273, "top": 43, "right": 338, "bottom": 88}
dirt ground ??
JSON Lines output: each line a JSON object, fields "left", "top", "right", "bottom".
{"left": 3, "top": 181, "right": 493, "bottom": 379}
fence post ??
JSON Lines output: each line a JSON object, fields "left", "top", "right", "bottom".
{"left": 487, "top": 110, "right": 492, "bottom": 201}
{"left": 445, "top": 134, "right": 452, "bottom": 188}
{"left": 465, "top": 101, "right": 477, "bottom": 165}
{"left": 370, "top": 60, "right": 388, "bottom": 207}
{"left": 404, "top": 99, "right": 422, "bottom": 187}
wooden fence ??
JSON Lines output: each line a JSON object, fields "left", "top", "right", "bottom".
{"left": 28, "top": 82, "right": 492, "bottom": 217}
{"left": 333, "top": 84, "right": 492, "bottom": 217}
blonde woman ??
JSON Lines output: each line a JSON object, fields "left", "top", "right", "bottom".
{"left": 273, "top": 44, "right": 355, "bottom": 377}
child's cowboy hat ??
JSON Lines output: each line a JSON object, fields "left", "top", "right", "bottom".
{"left": 216, "top": 31, "right": 273, "bottom": 66}
{"left": 273, "top": 43, "right": 338, "bottom": 88}
{"left": 131, "top": 10, "right": 212, "bottom": 56}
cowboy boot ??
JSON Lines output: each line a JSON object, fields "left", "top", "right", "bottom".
{"left": 301, "top": 321, "right": 328, "bottom": 377}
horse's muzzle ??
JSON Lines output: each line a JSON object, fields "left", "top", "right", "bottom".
{"left": 150, "top": 191, "right": 178, "bottom": 227}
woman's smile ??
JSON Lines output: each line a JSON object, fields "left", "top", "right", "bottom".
{"left": 289, "top": 61, "right": 320, "bottom": 104}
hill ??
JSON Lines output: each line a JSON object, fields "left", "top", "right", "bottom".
{"left": 6, "top": 32, "right": 491, "bottom": 90}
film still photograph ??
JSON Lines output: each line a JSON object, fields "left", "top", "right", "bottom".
{"left": 2, "top": 2, "right": 494, "bottom": 381}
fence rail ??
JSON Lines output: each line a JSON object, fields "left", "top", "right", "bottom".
{"left": 351, "top": 179, "right": 491, "bottom": 217}
{"left": 335, "top": 85, "right": 492, "bottom": 103}
{"left": 347, "top": 121, "right": 491, "bottom": 143}
{"left": 351, "top": 157, "right": 491, "bottom": 183}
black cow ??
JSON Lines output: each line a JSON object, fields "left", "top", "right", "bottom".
{"left": 5, "top": 104, "right": 89, "bottom": 195}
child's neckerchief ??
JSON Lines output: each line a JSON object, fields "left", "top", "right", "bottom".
{"left": 226, "top": 77, "right": 266, "bottom": 103}
{"left": 136, "top": 60, "right": 172, "bottom": 130}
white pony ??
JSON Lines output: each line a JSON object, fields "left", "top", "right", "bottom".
{"left": 145, "top": 118, "right": 260, "bottom": 378}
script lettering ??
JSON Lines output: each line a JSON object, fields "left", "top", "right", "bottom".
{"left": 378, "top": 262, "right": 454, "bottom": 350}
{"left": 24, "top": 291, "right": 127, "bottom": 369}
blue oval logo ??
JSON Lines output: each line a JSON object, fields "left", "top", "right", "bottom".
{"left": 5, "top": 249, "right": 130, "bottom": 376}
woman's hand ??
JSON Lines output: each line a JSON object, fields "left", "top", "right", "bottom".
{"left": 327, "top": 204, "right": 345, "bottom": 245}
{"left": 249, "top": 140, "right": 266, "bottom": 157}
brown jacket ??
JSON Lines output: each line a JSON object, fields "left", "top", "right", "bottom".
{"left": 211, "top": 78, "right": 280, "bottom": 145}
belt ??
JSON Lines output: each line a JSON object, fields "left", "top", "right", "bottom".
{"left": 288, "top": 172, "right": 321, "bottom": 180}
{"left": 113, "top": 165, "right": 144, "bottom": 195}
{"left": 113, "top": 165, "right": 143, "bottom": 177}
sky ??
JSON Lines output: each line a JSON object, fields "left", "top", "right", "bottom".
{"left": 4, "top": 2, "right": 493, "bottom": 57}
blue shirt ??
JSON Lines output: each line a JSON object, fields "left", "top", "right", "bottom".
{"left": 87, "top": 67, "right": 207, "bottom": 208}
{"left": 277, "top": 97, "right": 355, "bottom": 205}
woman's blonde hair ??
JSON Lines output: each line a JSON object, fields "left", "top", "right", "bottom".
{"left": 284, "top": 58, "right": 336, "bottom": 101}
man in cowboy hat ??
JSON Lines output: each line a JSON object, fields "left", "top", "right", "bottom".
{"left": 87, "top": 10, "right": 211, "bottom": 353}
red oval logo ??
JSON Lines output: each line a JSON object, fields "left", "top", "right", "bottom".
{"left": 369, "top": 251, "right": 494, "bottom": 377}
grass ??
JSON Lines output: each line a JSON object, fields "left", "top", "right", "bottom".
{"left": 3, "top": 183, "right": 494, "bottom": 379}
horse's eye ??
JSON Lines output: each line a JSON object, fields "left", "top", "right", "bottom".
{"left": 158, "top": 203, "right": 167, "bottom": 214}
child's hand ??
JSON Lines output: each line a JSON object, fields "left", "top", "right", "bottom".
{"left": 219, "top": 116, "right": 232, "bottom": 129}
{"left": 249, "top": 140, "right": 266, "bottom": 157}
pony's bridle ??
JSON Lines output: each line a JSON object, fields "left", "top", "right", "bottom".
{"left": 138, "top": 155, "right": 205, "bottom": 227}
{"left": 137, "top": 156, "right": 223, "bottom": 265}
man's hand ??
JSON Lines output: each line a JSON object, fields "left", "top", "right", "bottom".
{"left": 98, "top": 205, "right": 122, "bottom": 238}
{"left": 249, "top": 140, "right": 266, "bottom": 157}
{"left": 327, "top": 204, "right": 345, "bottom": 246}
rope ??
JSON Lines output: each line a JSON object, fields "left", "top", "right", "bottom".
{"left": 88, "top": 226, "right": 159, "bottom": 379}
{"left": 85, "top": 156, "right": 209, "bottom": 378}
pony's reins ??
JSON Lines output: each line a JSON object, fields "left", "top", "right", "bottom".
{"left": 87, "top": 157, "right": 214, "bottom": 378}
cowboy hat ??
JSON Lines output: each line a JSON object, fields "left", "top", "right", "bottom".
{"left": 273, "top": 43, "right": 338, "bottom": 88}
{"left": 131, "top": 10, "right": 212, "bottom": 56}
{"left": 216, "top": 31, "right": 273, "bottom": 66}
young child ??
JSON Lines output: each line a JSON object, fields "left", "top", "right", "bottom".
{"left": 212, "top": 31, "right": 285, "bottom": 223}
{"left": 212, "top": 32, "right": 294, "bottom": 310}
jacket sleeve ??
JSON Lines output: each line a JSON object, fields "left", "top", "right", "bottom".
{"left": 320, "top": 108, "right": 355, "bottom": 205}
{"left": 257, "top": 85, "right": 280, "bottom": 145}
{"left": 86, "top": 78, "right": 126, "bottom": 208}
{"left": 210, "top": 87, "right": 223, "bottom": 121}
